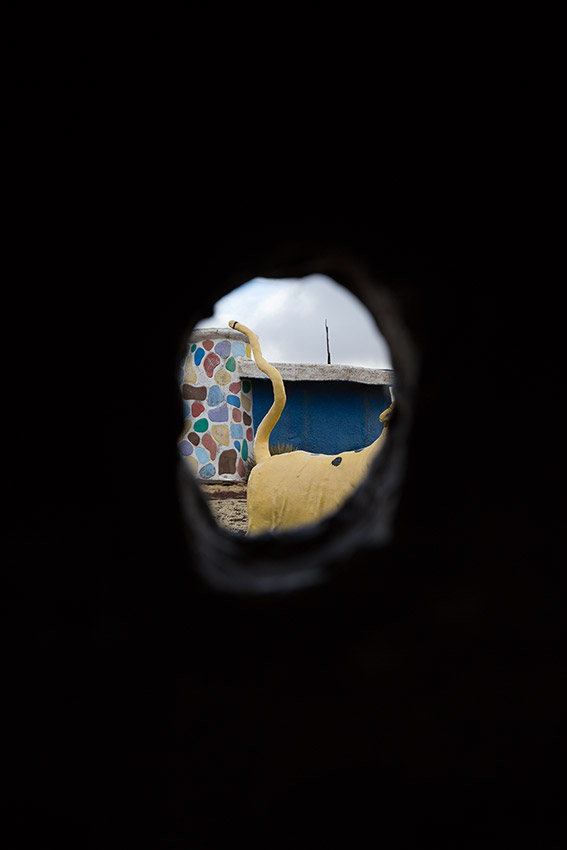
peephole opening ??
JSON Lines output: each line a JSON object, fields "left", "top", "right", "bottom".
{"left": 178, "top": 274, "right": 395, "bottom": 538}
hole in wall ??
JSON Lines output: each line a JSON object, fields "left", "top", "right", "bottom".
{"left": 176, "top": 263, "right": 418, "bottom": 594}
{"left": 179, "top": 273, "right": 396, "bottom": 531}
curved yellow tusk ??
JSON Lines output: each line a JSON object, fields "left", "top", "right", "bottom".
{"left": 229, "top": 321, "right": 286, "bottom": 465}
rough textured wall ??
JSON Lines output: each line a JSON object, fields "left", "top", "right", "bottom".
{"left": 178, "top": 330, "right": 253, "bottom": 481}
{"left": 250, "top": 379, "right": 391, "bottom": 454}
{"left": 32, "top": 182, "right": 561, "bottom": 847}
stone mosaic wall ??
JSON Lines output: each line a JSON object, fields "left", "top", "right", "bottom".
{"left": 178, "top": 331, "right": 254, "bottom": 481}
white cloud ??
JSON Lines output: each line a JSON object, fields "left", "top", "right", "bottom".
{"left": 195, "top": 274, "right": 392, "bottom": 369}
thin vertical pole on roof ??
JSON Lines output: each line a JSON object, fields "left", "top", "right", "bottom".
{"left": 325, "top": 319, "right": 331, "bottom": 364}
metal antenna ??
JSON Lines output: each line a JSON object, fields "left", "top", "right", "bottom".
{"left": 325, "top": 319, "right": 331, "bottom": 364}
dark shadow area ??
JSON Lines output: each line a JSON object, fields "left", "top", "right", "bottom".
{"left": 14, "top": 167, "right": 564, "bottom": 847}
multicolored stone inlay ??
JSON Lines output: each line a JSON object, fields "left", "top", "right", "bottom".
{"left": 178, "top": 333, "right": 254, "bottom": 481}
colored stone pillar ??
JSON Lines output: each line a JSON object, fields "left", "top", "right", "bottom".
{"left": 178, "top": 329, "right": 254, "bottom": 481}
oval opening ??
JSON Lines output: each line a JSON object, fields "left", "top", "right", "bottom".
{"left": 178, "top": 274, "right": 394, "bottom": 537}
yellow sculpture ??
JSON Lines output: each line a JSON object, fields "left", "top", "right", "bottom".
{"left": 228, "top": 320, "right": 394, "bottom": 535}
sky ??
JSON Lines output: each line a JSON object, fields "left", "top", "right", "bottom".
{"left": 195, "top": 274, "right": 392, "bottom": 369}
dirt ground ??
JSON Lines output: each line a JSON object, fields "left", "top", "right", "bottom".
{"left": 200, "top": 482, "right": 248, "bottom": 535}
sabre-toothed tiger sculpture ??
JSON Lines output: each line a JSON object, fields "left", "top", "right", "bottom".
{"left": 229, "top": 321, "right": 394, "bottom": 535}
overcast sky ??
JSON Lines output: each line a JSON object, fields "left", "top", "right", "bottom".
{"left": 195, "top": 274, "right": 392, "bottom": 369}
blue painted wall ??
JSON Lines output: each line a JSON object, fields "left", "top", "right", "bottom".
{"left": 250, "top": 379, "right": 391, "bottom": 455}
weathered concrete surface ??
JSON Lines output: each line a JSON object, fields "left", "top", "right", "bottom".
{"left": 238, "top": 360, "right": 394, "bottom": 386}
{"left": 190, "top": 327, "right": 249, "bottom": 345}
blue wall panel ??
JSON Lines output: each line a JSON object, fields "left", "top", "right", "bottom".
{"left": 250, "top": 380, "right": 391, "bottom": 455}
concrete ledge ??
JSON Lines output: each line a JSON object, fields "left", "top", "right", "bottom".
{"left": 190, "top": 327, "right": 249, "bottom": 344}
{"left": 237, "top": 360, "right": 394, "bottom": 386}
{"left": 190, "top": 328, "right": 394, "bottom": 385}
